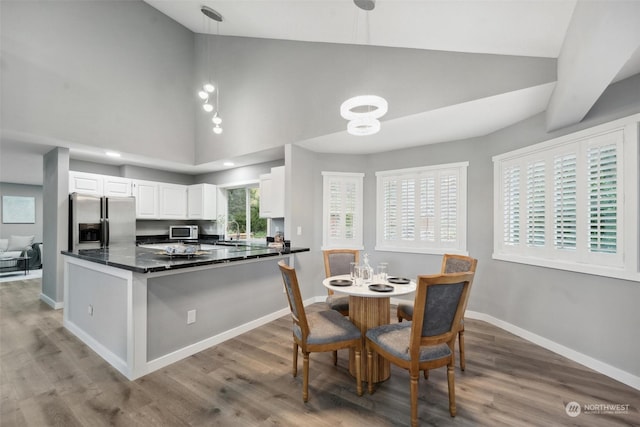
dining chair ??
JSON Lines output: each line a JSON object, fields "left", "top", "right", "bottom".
{"left": 397, "top": 254, "right": 477, "bottom": 371}
{"left": 322, "top": 249, "right": 360, "bottom": 316}
{"left": 278, "top": 260, "right": 363, "bottom": 402}
{"left": 366, "top": 271, "right": 476, "bottom": 426}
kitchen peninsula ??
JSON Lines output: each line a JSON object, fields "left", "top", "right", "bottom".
{"left": 62, "top": 242, "right": 309, "bottom": 380}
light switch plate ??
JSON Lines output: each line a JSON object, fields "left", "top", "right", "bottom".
{"left": 187, "top": 309, "right": 196, "bottom": 324}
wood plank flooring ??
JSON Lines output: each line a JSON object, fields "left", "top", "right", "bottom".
{"left": 1, "top": 278, "right": 638, "bottom": 426}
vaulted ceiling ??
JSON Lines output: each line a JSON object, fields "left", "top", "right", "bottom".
{"left": 2, "top": 0, "right": 640, "bottom": 184}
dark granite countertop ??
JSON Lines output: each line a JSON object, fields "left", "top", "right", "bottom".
{"left": 61, "top": 243, "right": 309, "bottom": 274}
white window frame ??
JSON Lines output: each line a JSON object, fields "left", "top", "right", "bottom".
{"left": 375, "top": 162, "right": 468, "bottom": 255}
{"left": 493, "top": 114, "right": 640, "bottom": 281}
{"left": 217, "top": 180, "right": 264, "bottom": 243}
{"left": 321, "top": 172, "right": 364, "bottom": 250}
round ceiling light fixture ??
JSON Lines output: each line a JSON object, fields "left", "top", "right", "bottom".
{"left": 347, "top": 116, "right": 381, "bottom": 136}
{"left": 340, "top": 95, "right": 388, "bottom": 120}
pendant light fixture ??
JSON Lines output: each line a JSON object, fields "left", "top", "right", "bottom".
{"left": 341, "top": 0, "right": 387, "bottom": 136}
{"left": 198, "top": 6, "right": 224, "bottom": 134}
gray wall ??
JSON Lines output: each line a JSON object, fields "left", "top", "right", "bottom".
{"left": 289, "top": 73, "right": 640, "bottom": 380}
{"left": 1, "top": 0, "right": 195, "bottom": 165}
{"left": 195, "top": 160, "right": 283, "bottom": 186}
{"left": 193, "top": 34, "right": 556, "bottom": 165}
{"left": 42, "top": 147, "right": 69, "bottom": 307}
{"left": 0, "top": 183, "right": 43, "bottom": 242}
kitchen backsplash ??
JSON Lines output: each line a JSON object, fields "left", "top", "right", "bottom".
{"left": 136, "top": 219, "right": 219, "bottom": 237}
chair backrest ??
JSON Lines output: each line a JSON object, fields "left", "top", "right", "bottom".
{"left": 278, "top": 260, "right": 309, "bottom": 339}
{"left": 323, "top": 249, "right": 360, "bottom": 296}
{"left": 408, "top": 272, "right": 476, "bottom": 360}
{"left": 323, "top": 249, "right": 360, "bottom": 277}
{"left": 441, "top": 254, "right": 477, "bottom": 315}
{"left": 441, "top": 254, "right": 478, "bottom": 274}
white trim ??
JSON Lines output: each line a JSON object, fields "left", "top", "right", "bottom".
{"left": 492, "top": 113, "right": 640, "bottom": 162}
{"left": 39, "top": 292, "right": 63, "bottom": 309}
{"left": 465, "top": 310, "right": 640, "bottom": 391}
{"left": 493, "top": 114, "right": 639, "bottom": 280}
{"left": 376, "top": 162, "right": 468, "bottom": 254}
{"left": 322, "top": 171, "right": 365, "bottom": 249}
{"left": 146, "top": 305, "right": 295, "bottom": 377}
{"left": 375, "top": 161, "right": 470, "bottom": 177}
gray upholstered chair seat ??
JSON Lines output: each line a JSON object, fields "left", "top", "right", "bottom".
{"left": 326, "top": 294, "right": 349, "bottom": 313}
{"left": 294, "top": 310, "right": 361, "bottom": 345}
{"left": 366, "top": 322, "right": 451, "bottom": 362}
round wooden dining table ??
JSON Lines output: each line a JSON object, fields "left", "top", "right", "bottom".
{"left": 323, "top": 274, "right": 416, "bottom": 383}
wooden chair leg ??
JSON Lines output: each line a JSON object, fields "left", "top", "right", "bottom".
{"left": 333, "top": 350, "right": 338, "bottom": 366}
{"left": 303, "top": 352, "right": 310, "bottom": 402}
{"left": 423, "top": 369, "right": 429, "bottom": 379}
{"left": 355, "top": 348, "right": 363, "bottom": 396}
{"left": 410, "top": 373, "right": 419, "bottom": 427}
{"left": 367, "top": 348, "right": 374, "bottom": 394}
{"left": 397, "top": 315, "right": 403, "bottom": 323}
{"left": 447, "top": 364, "right": 456, "bottom": 417}
{"left": 458, "top": 328, "right": 466, "bottom": 371}
{"left": 292, "top": 343, "right": 298, "bottom": 377}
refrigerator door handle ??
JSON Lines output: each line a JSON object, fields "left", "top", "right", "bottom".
{"left": 103, "top": 218, "right": 110, "bottom": 247}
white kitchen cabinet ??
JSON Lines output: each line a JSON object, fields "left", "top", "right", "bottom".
{"left": 259, "top": 166, "right": 284, "bottom": 218}
{"left": 69, "top": 171, "right": 132, "bottom": 197}
{"left": 69, "top": 171, "right": 104, "bottom": 196}
{"left": 259, "top": 173, "right": 273, "bottom": 218}
{"left": 132, "top": 180, "right": 159, "bottom": 219}
{"left": 270, "top": 166, "right": 285, "bottom": 218}
{"left": 158, "top": 183, "right": 187, "bottom": 219}
{"left": 104, "top": 176, "right": 132, "bottom": 197}
{"left": 188, "top": 184, "right": 217, "bottom": 219}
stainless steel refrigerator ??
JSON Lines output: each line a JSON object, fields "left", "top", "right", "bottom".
{"left": 69, "top": 192, "right": 136, "bottom": 251}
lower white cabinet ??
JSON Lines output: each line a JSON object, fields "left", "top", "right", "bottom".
{"left": 188, "top": 184, "right": 217, "bottom": 220}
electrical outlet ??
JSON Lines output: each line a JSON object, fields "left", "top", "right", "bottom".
{"left": 297, "top": 226, "right": 302, "bottom": 236}
{"left": 187, "top": 309, "right": 196, "bottom": 324}
{"left": 88, "top": 304, "right": 94, "bottom": 316}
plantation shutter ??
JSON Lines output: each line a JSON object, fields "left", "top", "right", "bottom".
{"left": 376, "top": 162, "right": 467, "bottom": 253}
{"left": 587, "top": 138, "right": 618, "bottom": 254}
{"left": 503, "top": 164, "right": 520, "bottom": 246}
{"left": 322, "top": 172, "right": 364, "bottom": 249}
{"left": 553, "top": 153, "right": 577, "bottom": 250}
{"left": 526, "top": 160, "right": 546, "bottom": 247}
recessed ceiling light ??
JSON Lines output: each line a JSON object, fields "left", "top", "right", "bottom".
{"left": 223, "top": 161, "right": 234, "bottom": 167}
{"left": 105, "top": 151, "right": 121, "bottom": 158}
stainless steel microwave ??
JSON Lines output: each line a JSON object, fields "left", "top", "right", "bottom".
{"left": 169, "top": 225, "right": 198, "bottom": 240}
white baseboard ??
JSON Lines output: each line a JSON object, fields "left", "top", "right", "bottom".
{"left": 145, "top": 306, "right": 293, "bottom": 376}
{"left": 39, "top": 292, "right": 63, "bottom": 310}
{"left": 465, "top": 310, "right": 640, "bottom": 391}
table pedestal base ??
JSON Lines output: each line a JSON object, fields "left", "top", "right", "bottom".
{"left": 349, "top": 295, "right": 390, "bottom": 383}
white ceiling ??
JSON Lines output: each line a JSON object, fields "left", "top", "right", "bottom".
{"left": 3, "top": 0, "right": 640, "bottom": 184}
{"left": 145, "top": 0, "right": 576, "bottom": 58}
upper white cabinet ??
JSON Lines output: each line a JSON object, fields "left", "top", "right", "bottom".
{"left": 259, "top": 166, "right": 284, "bottom": 218}
{"left": 259, "top": 173, "right": 273, "bottom": 218}
{"left": 104, "top": 176, "right": 133, "bottom": 197}
{"left": 70, "top": 171, "right": 132, "bottom": 197}
{"left": 69, "top": 171, "right": 104, "bottom": 196}
{"left": 188, "top": 184, "right": 217, "bottom": 220}
{"left": 132, "top": 180, "right": 159, "bottom": 219}
{"left": 159, "top": 183, "right": 187, "bottom": 219}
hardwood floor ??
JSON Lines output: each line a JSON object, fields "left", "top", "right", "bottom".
{"left": 1, "top": 278, "right": 638, "bottom": 426}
